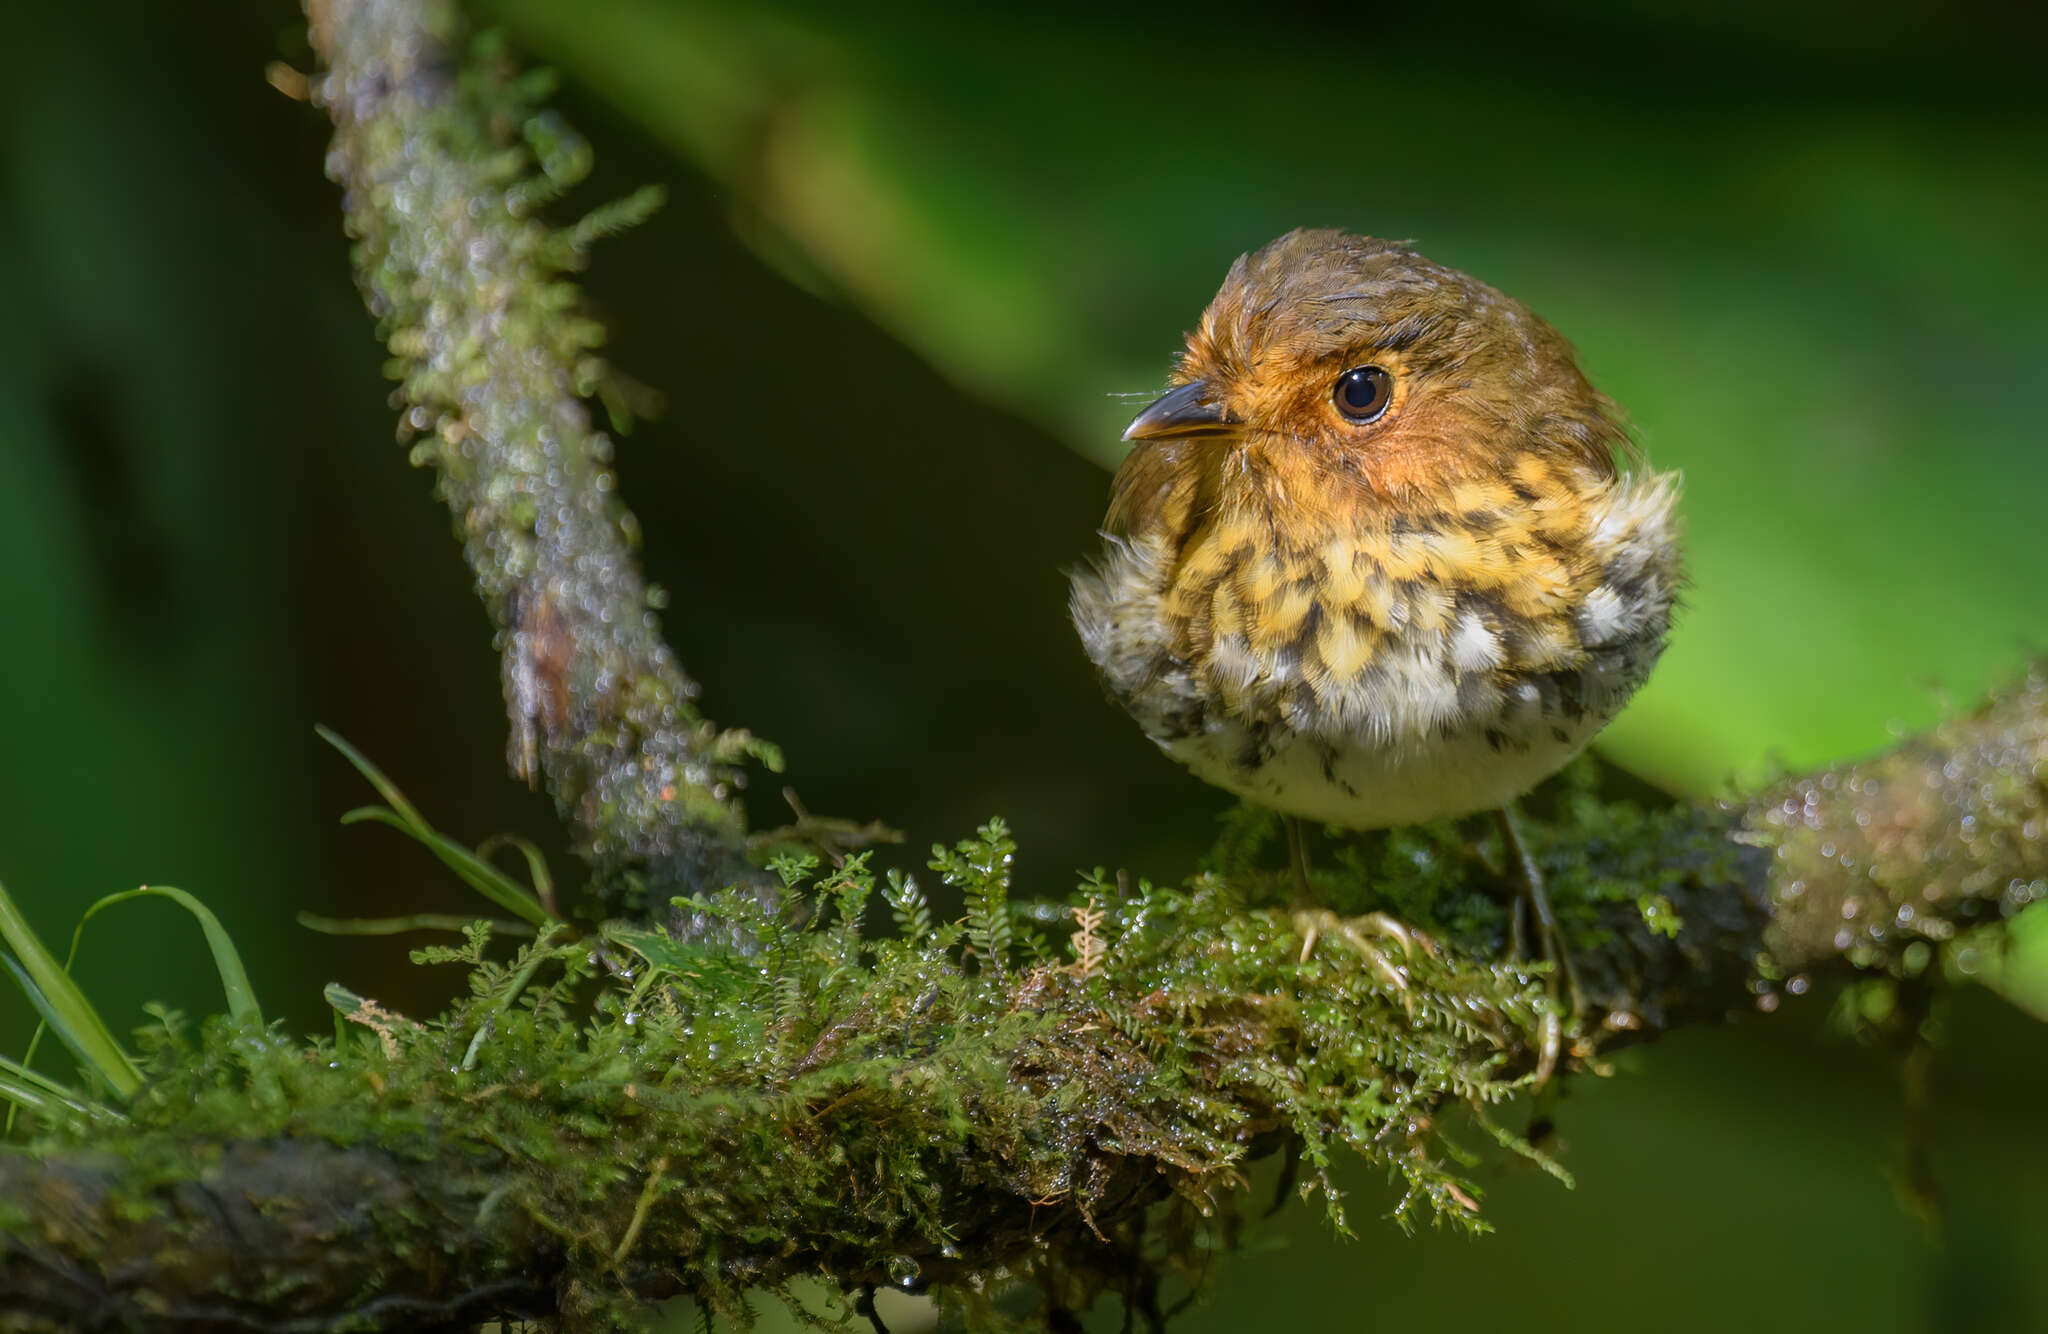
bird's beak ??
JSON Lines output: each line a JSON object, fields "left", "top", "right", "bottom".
{"left": 1121, "top": 380, "right": 1238, "bottom": 442}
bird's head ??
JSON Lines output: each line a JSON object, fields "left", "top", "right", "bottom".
{"left": 1111, "top": 229, "right": 1627, "bottom": 533}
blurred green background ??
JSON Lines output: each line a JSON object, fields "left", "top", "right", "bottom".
{"left": 2, "top": 0, "right": 2044, "bottom": 1329}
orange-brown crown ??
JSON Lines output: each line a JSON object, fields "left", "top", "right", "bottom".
{"left": 1109, "top": 229, "right": 1628, "bottom": 539}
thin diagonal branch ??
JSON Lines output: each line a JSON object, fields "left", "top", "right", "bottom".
{"left": 310, "top": 0, "right": 761, "bottom": 912}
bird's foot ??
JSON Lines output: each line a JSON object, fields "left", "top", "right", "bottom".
{"left": 1292, "top": 908, "right": 1435, "bottom": 995}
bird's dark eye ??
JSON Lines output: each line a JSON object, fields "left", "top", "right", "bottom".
{"left": 1333, "top": 365, "right": 1393, "bottom": 422}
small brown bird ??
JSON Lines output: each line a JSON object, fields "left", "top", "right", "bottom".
{"left": 1071, "top": 229, "right": 1682, "bottom": 985}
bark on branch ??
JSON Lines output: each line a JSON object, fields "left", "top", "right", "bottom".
{"left": 310, "top": 0, "right": 761, "bottom": 912}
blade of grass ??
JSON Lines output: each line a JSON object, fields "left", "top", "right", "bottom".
{"left": 340, "top": 808, "right": 554, "bottom": 929}
{"left": 0, "top": 880, "right": 143, "bottom": 1098}
{"left": 1, "top": 957, "right": 142, "bottom": 1100}
{"left": 0, "top": 1052, "right": 120, "bottom": 1126}
{"left": 68, "top": 887, "right": 264, "bottom": 1031}
{"left": 0, "top": 1066, "right": 72, "bottom": 1126}
{"left": 12, "top": 885, "right": 266, "bottom": 1108}
{"left": 315, "top": 724, "right": 427, "bottom": 827}
{"left": 477, "top": 834, "right": 559, "bottom": 918}
{"left": 419, "top": 831, "right": 554, "bottom": 926}
{"left": 297, "top": 911, "right": 537, "bottom": 937}
{"left": 319, "top": 728, "right": 554, "bottom": 929}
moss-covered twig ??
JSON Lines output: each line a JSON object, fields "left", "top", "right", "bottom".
{"left": 2, "top": 669, "right": 2045, "bottom": 1331}
{"left": 309, "top": 0, "right": 769, "bottom": 913}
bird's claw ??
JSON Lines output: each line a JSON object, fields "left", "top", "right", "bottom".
{"left": 1292, "top": 908, "right": 1433, "bottom": 997}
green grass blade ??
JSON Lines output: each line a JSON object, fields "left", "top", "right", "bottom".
{"left": 319, "top": 728, "right": 554, "bottom": 929}
{"left": 0, "top": 1066, "right": 69, "bottom": 1125}
{"left": 0, "top": 881, "right": 143, "bottom": 1098}
{"left": 316, "top": 725, "right": 427, "bottom": 827}
{"left": 0, "top": 1050, "right": 89, "bottom": 1103}
{"left": 296, "top": 912, "right": 537, "bottom": 937}
{"left": 69, "top": 887, "right": 264, "bottom": 1031}
{"left": 0, "top": 957, "right": 142, "bottom": 1100}
{"left": 0, "top": 1052, "right": 119, "bottom": 1126}
{"left": 337, "top": 806, "right": 418, "bottom": 831}
{"left": 342, "top": 809, "right": 551, "bottom": 926}
{"left": 421, "top": 832, "right": 554, "bottom": 927}
{"left": 477, "top": 834, "right": 558, "bottom": 917}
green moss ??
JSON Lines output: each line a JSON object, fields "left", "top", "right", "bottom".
{"left": 6, "top": 809, "right": 1582, "bottom": 1329}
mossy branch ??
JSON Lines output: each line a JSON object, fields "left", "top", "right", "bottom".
{"left": 2, "top": 673, "right": 2045, "bottom": 1331}
{"left": 309, "top": 0, "right": 768, "bottom": 914}
{"left": 2, "top": 3, "right": 2044, "bottom": 1331}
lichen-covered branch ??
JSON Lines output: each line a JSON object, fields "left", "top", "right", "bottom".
{"left": 2, "top": 669, "right": 2044, "bottom": 1332}
{"left": 1753, "top": 670, "right": 2048, "bottom": 978}
{"left": 308, "top": 0, "right": 765, "bottom": 911}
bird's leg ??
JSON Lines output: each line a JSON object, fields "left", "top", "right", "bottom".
{"left": 1284, "top": 815, "right": 1314, "bottom": 909}
{"left": 1285, "top": 815, "right": 1425, "bottom": 995}
{"left": 1286, "top": 815, "right": 1336, "bottom": 962}
{"left": 1494, "top": 804, "right": 1584, "bottom": 1017}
